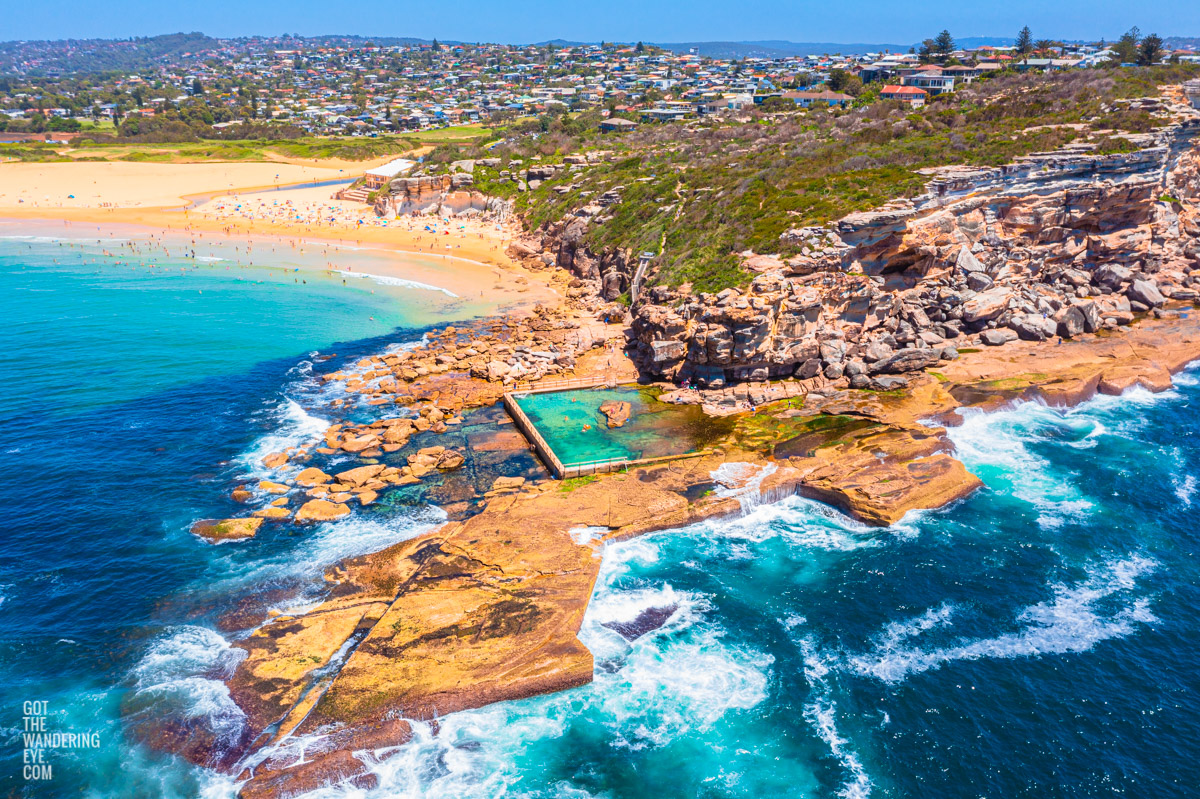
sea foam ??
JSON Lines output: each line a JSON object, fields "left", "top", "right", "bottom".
{"left": 846, "top": 555, "right": 1159, "bottom": 684}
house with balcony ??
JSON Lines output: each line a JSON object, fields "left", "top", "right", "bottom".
{"left": 901, "top": 69, "right": 955, "bottom": 95}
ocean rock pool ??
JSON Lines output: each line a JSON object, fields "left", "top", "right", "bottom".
{"left": 512, "top": 386, "right": 733, "bottom": 469}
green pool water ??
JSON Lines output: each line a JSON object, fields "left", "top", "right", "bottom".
{"left": 514, "top": 386, "right": 730, "bottom": 467}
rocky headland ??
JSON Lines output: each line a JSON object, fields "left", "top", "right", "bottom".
{"left": 150, "top": 86, "right": 1200, "bottom": 797}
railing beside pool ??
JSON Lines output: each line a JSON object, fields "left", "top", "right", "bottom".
{"left": 560, "top": 455, "right": 631, "bottom": 478}
{"left": 510, "top": 375, "right": 613, "bottom": 394}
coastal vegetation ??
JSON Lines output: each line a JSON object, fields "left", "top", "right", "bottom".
{"left": 425, "top": 64, "right": 1199, "bottom": 292}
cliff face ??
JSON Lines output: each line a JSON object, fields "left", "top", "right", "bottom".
{"left": 625, "top": 116, "right": 1200, "bottom": 388}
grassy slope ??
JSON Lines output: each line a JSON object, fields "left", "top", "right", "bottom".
{"left": 0, "top": 123, "right": 495, "bottom": 165}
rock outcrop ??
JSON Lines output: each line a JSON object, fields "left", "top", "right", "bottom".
{"left": 375, "top": 174, "right": 513, "bottom": 219}
{"left": 599, "top": 399, "right": 632, "bottom": 427}
{"left": 190, "top": 517, "right": 263, "bottom": 543}
{"left": 623, "top": 117, "right": 1200, "bottom": 388}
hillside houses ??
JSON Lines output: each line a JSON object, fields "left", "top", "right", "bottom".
{"left": 1, "top": 35, "right": 1194, "bottom": 137}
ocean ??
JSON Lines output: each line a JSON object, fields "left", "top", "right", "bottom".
{"left": 2, "top": 225, "right": 1198, "bottom": 798}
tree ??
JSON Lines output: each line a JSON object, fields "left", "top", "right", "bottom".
{"left": 758, "top": 95, "right": 794, "bottom": 113}
{"left": 826, "top": 69, "right": 863, "bottom": 96}
{"left": 431, "top": 38, "right": 441, "bottom": 52}
{"left": 918, "top": 39, "right": 935, "bottom": 63}
{"left": 191, "top": 78, "right": 204, "bottom": 95}
{"left": 934, "top": 30, "right": 955, "bottom": 56}
{"left": 1112, "top": 27, "right": 1140, "bottom": 64}
{"left": 635, "top": 41, "right": 645, "bottom": 53}
{"left": 1034, "top": 39, "right": 1056, "bottom": 57}
{"left": 1015, "top": 26, "right": 1033, "bottom": 56}
{"left": 1138, "top": 33, "right": 1164, "bottom": 66}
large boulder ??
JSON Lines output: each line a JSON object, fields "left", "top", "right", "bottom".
{"left": 980, "top": 328, "right": 1018, "bottom": 346}
{"left": 867, "top": 347, "right": 942, "bottom": 375}
{"left": 1010, "top": 314, "right": 1058, "bottom": 342}
{"left": 1056, "top": 306, "right": 1086, "bottom": 339}
{"left": 1127, "top": 279, "right": 1165, "bottom": 308}
{"left": 486, "top": 360, "right": 510, "bottom": 381}
{"left": 1094, "top": 264, "right": 1132, "bottom": 288}
{"left": 295, "top": 500, "right": 351, "bottom": 523}
{"left": 295, "top": 467, "right": 333, "bottom": 487}
{"left": 599, "top": 400, "right": 632, "bottom": 428}
{"left": 966, "top": 272, "right": 993, "bottom": 292}
{"left": 795, "top": 358, "right": 822, "bottom": 379}
{"left": 962, "top": 288, "right": 1012, "bottom": 323}
{"left": 862, "top": 340, "right": 893, "bottom": 363}
{"left": 955, "top": 246, "right": 987, "bottom": 274}
{"left": 191, "top": 517, "right": 263, "bottom": 543}
{"left": 1077, "top": 301, "right": 1103, "bottom": 333}
{"left": 436, "top": 450, "right": 466, "bottom": 471}
{"left": 335, "top": 464, "right": 386, "bottom": 487}
{"left": 261, "top": 452, "right": 289, "bottom": 469}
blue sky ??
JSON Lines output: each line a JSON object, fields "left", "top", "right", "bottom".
{"left": 6, "top": 0, "right": 1198, "bottom": 44}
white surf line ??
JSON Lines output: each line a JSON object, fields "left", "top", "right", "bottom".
{"left": 332, "top": 268, "right": 459, "bottom": 297}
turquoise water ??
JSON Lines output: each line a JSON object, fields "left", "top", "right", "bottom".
{"left": 0, "top": 223, "right": 490, "bottom": 797}
{"left": 3, "top": 222, "right": 1200, "bottom": 798}
{"left": 515, "top": 387, "right": 704, "bottom": 465}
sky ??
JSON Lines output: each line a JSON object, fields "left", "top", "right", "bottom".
{"left": 5, "top": 0, "right": 1198, "bottom": 45}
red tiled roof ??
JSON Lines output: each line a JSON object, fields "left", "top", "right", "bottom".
{"left": 881, "top": 85, "right": 928, "bottom": 96}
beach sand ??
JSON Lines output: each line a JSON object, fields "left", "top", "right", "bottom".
{"left": 0, "top": 159, "right": 560, "bottom": 309}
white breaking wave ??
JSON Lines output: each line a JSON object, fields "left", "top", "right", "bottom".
{"left": 676, "top": 494, "right": 885, "bottom": 553}
{"left": 1173, "top": 368, "right": 1199, "bottom": 388}
{"left": 948, "top": 402, "right": 1095, "bottom": 526}
{"left": 568, "top": 525, "right": 607, "bottom": 546}
{"left": 128, "top": 627, "right": 248, "bottom": 753}
{"left": 384, "top": 332, "right": 431, "bottom": 354}
{"left": 876, "top": 603, "right": 956, "bottom": 650}
{"left": 1175, "top": 474, "right": 1197, "bottom": 507}
{"left": 796, "top": 635, "right": 873, "bottom": 799}
{"left": 334, "top": 269, "right": 458, "bottom": 297}
{"left": 223, "top": 507, "right": 449, "bottom": 588}
{"left": 238, "top": 397, "right": 328, "bottom": 477}
{"left": 846, "top": 555, "right": 1159, "bottom": 684}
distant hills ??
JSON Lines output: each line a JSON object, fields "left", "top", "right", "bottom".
{"left": 652, "top": 41, "right": 909, "bottom": 58}
{"left": 652, "top": 37, "right": 1018, "bottom": 58}
{"left": 0, "top": 32, "right": 219, "bottom": 74}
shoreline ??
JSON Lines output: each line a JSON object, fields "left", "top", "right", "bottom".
{"left": 0, "top": 214, "right": 562, "bottom": 314}
{"left": 0, "top": 156, "right": 558, "bottom": 312}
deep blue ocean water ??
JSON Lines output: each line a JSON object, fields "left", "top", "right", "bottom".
{"left": 2, "top": 225, "right": 1199, "bottom": 798}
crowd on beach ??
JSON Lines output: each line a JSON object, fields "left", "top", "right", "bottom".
{"left": 190, "top": 190, "right": 516, "bottom": 266}
{"left": 25, "top": 217, "right": 541, "bottom": 306}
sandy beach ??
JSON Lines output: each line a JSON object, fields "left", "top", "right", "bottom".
{"left": 0, "top": 158, "right": 559, "bottom": 308}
